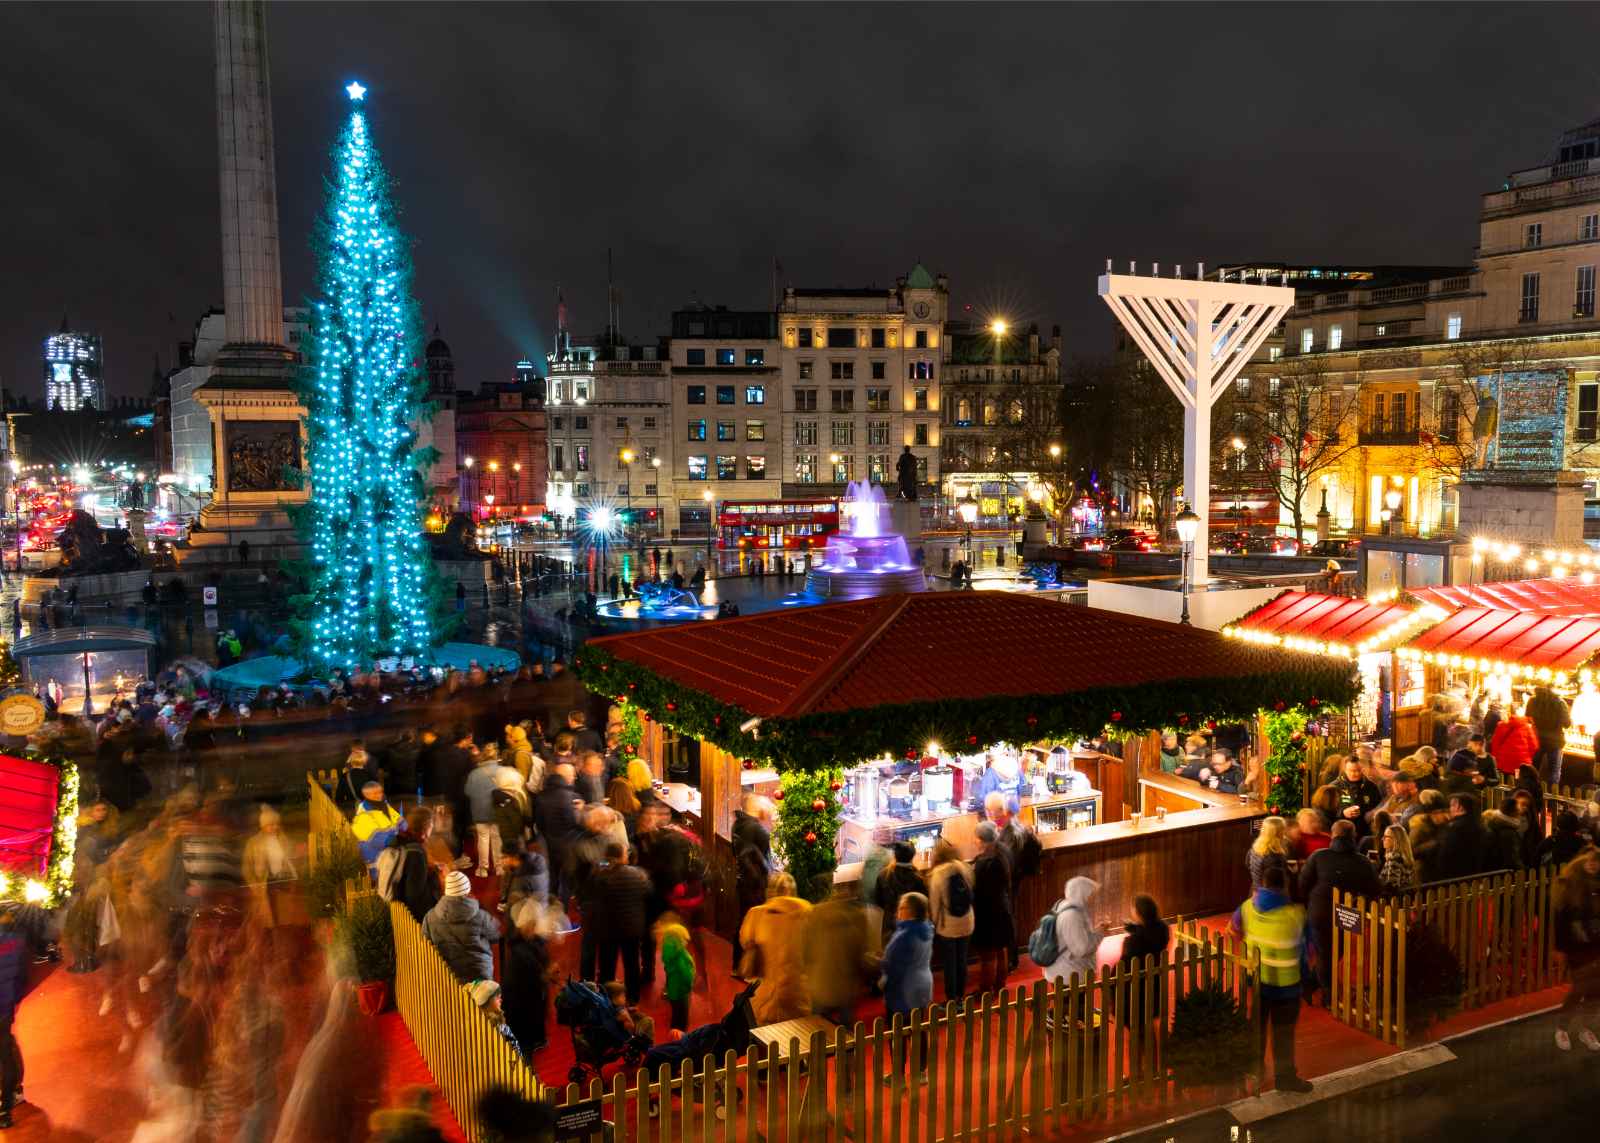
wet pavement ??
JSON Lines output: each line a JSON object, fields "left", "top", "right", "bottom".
{"left": 1112, "top": 1006, "right": 1577, "bottom": 1142}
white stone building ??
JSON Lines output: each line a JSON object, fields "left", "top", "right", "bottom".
{"left": 777, "top": 265, "right": 947, "bottom": 499}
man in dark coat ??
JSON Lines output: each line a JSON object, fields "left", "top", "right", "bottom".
{"left": 382, "top": 728, "right": 423, "bottom": 802}
{"left": 1297, "top": 819, "right": 1381, "bottom": 995}
{"left": 1526, "top": 685, "right": 1572, "bottom": 785}
{"left": 533, "top": 762, "right": 585, "bottom": 904}
{"left": 1330, "top": 757, "right": 1382, "bottom": 838}
{"left": 588, "top": 843, "right": 654, "bottom": 1004}
{"left": 731, "top": 797, "right": 772, "bottom": 970}
{"left": 1436, "top": 793, "right": 1488, "bottom": 880}
{"left": 971, "top": 821, "right": 1015, "bottom": 997}
{"left": 416, "top": 725, "right": 451, "bottom": 796}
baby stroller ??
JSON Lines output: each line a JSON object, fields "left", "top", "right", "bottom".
{"left": 555, "top": 979, "right": 650, "bottom": 1084}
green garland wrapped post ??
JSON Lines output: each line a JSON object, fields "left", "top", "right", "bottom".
{"left": 613, "top": 700, "right": 644, "bottom": 770}
{"left": 771, "top": 767, "right": 843, "bottom": 902}
{"left": 1262, "top": 708, "right": 1311, "bottom": 816}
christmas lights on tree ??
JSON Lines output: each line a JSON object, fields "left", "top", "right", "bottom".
{"left": 302, "top": 81, "right": 436, "bottom": 667}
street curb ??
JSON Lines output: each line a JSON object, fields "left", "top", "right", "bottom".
{"left": 1227, "top": 1042, "right": 1455, "bottom": 1124}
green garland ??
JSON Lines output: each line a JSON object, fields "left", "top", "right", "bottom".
{"left": 576, "top": 644, "right": 1358, "bottom": 774}
{"left": 771, "top": 768, "right": 843, "bottom": 902}
{"left": 1262, "top": 708, "right": 1310, "bottom": 816}
{"left": 614, "top": 700, "right": 644, "bottom": 769}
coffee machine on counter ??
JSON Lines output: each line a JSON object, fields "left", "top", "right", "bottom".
{"left": 921, "top": 764, "right": 955, "bottom": 815}
{"left": 846, "top": 764, "right": 881, "bottom": 821}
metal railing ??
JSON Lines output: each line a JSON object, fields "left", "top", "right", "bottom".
{"left": 1358, "top": 412, "right": 1421, "bottom": 445}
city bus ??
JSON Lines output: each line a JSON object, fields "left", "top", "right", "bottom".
{"left": 716, "top": 499, "right": 839, "bottom": 551}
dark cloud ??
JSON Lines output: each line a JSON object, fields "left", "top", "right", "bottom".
{"left": 5, "top": 2, "right": 1600, "bottom": 399}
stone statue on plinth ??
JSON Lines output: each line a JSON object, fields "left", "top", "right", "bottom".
{"left": 895, "top": 445, "right": 919, "bottom": 501}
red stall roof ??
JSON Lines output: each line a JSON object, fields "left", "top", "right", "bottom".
{"left": 1224, "top": 591, "right": 1423, "bottom": 655}
{"left": 1409, "top": 577, "right": 1600, "bottom": 617}
{"left": 1400, "top": 605, "right": 1600, "bottom": 674}
{"left": 585, "top": 591, "right": 1350, "bottom": 718}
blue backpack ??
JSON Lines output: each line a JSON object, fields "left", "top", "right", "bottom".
{"left": 1028, "top": 902, "right": 1064, "bottom": 966}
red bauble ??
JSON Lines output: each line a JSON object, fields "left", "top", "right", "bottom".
{"left": 713, "top": 715, "right": 721, "bottom": 726}
{"left": 811, "top": 797, "right": 826, "bottom": 812}
{"left": 966, "top": 735, "right": 978, "bottom": 746}
{"left": 1308, "top": 697, "right": 1320, "bottom": 709}
{"left": 1110, "top": 711, "right": 1122, "bottom": 722}
{"left": 773, "top": 790, "right": 785, "bottom": 801}
{"left": 1178, "top": 714, "right": 1189, "bottom": 725}
{"left": 742, "top": 759, "right": 755, "bottom": 770}
{"left": 905, "top": 749, "right": 918, "bottom": 761}
{"left": 1206, "top": 719, "right": 1217, "bottom": 730}
{"left": 627, "top": 682, "right": 636, "bottom": 692}
{"left": 1273, "top": 700, "right": 1286, "bottom": 712}
{"left": 829, "top": 780, "right": 843, "bottom": 792}
{"left": 804, "top": 831, "right": 818, "bottom": 845}
{"left": 666, "top": 701, "right": 677, "bottom": 712}
{"left": 1270, "top": 775, "right": 1283, "bottom": 786}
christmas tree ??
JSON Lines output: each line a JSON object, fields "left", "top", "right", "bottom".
{"left": 302, "top": 81, "right": 436, "bottom": 667}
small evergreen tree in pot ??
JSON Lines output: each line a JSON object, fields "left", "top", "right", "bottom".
{"left": 1166, "top": 981, "right": 1255, "bottom": 1090}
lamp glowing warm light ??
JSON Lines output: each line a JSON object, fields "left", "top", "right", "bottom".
{"left": 991, "top": 320, "right": 1007, "bottom": 335}
{"left": 958, "top": 496, "right": 979, "bottom": 526}
{"left": 701, "top": 489, "right": 713, "bottom": 503}
{"left": 23, "top": 880, "right": 47, "bottom": 904}
{"left": 620, "top": 448, "right": 636, "bottom": 465}
{"left": 1049, "top": 444, "right": 1062, "bottom": 459}
{"left": 1175, "top": 506, "right": 1201, "bottom": 544}
{"left": 589, "top": 506, "right": 616, "bottom": 533}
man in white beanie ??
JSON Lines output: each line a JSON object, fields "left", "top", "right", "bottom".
{"left": 422, "top": 869, "right": 501, "bottom": 983}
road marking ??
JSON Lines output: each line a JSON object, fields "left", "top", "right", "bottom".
{"left": 1227, "top": 1043, "right": 1455, "bottom": 1125}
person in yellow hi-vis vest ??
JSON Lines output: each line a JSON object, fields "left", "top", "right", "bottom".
{"left": 1229, "top": 865, "right": 1315, "bottom": 1093}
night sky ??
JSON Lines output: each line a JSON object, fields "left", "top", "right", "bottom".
{"left": 8, "top": 3, "right": 1600, "bottom": 401}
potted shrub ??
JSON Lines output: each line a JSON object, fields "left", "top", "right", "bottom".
{"left": 305, "top": 830, "right": 369, "bottom": 928}
{"left": 1166, "top": 981, "right": 1254, "bottom": 1093}
{"left": 333, "top": 894, "right": 396, "bottom": 1015}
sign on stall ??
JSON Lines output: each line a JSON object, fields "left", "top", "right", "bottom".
{"left": 554, "top": 1098, "right": 605, "bottom": 1141}
{"left": 1334, "top": 903, "right": 1363, "bottom": 935}
{"left": 205, "top": 609, "right": 219, "bottom": 630}
{"left": 202, "top": 586, "right": 218, "bottom": 606}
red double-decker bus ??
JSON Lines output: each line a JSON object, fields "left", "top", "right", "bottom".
{"left": 716, "top": 498, "right": 839, "bottom": 550}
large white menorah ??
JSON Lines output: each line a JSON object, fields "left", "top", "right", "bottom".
{"left": 1098, "top": 263, "right": 1293, "bottom": 585}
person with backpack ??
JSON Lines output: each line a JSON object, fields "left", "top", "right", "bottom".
{"left": 927, "top": 838, "right": 975, "bottom": 1001}
{"left": 378, "top": 807, "right": 443, "bottom": 923}
{"left": 971, "top": 821, "right": 1015, "bottom": 997}
{"left": 1036, "top": 876, "right": 1103, "bottom": 994}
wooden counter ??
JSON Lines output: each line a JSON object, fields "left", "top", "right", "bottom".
{"left": 1137, "top": 771, "right": 1248, "bottom": 816}
{"left": 834, "top": 796, "right": 1263, "bottom": 937}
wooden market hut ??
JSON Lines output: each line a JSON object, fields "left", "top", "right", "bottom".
{"left": 579, "top": 591, "right": 1357, "bottom": 939}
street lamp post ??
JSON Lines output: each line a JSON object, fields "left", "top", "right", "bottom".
{"left": 702, "top": 487, "right": 715, "bottom": 579}
{"left": 619, "top": 447, "right": 636, "bottom": 542}
{"left": 650, "top": 456, "right": 662, "bottom": 538}
{"left": 462, "top": 455, "right": 475, "bottom": 518}
{"left": 1047, "top": 442, "right": 1062, "bottom": 544}
{"left": 1175, "top": 505, "right": 1200, "bottom": 626}
{"left": 958, "top": 493, "right": 979, "bottom": 582}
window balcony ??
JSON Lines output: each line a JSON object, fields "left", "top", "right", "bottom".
{"left": 1358, "top": 412, "right": 1421, "bottom": 446}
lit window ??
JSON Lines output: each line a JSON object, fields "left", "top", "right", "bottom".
{"left": 688, "top": 455, "right": 707, "bottom": 480}
{"left": 745, "top": 455, "right": 766, "bottom": 479}
{"left": 716, "top": 348, "right": 735, "bottom": 365}
{"left": 745, "top": 385, "right": 765, "bottom": 404}
{"left": 1447, "top": 313, "right": 1462, "bottom": 340}
{"left": 797, "top": 361, "right": 813, "bottom": 380}
{"left": 1268, "top": 346, "right": 1282, "bottom": 362}
{"left": 745, "top": 349, "right": 765, "bottom": 366}
{"left": 575, "top": 445, "right": 589, "bottom": 471}
{"left": 716, "top": 421, "right": 736, "bottom": 441}
{"left": 716, "top": 385, "right": 735, "bottom": 404}
{"left": 746, "top": 419, "right": 766, "bottom": 441}
{"left": 1328, "top": 325, "right": 1343, "bottom": 350}
{"left": 1299, "top": 328, "right": 1314, "bottom": 353}
{"left": 716, "top": 455, "right": 737, "bottom": 479}
{"left": 1268, "top": 377, "right": 1281, "bottom": 398}
{"left": 687, "top": 419, "right": 706, "bottom": 441}
{"left": 1578, "top": 265, "right": 1596, "bottom": 318}
{"left": 914, "top": 387, "right": 929, "bottom": 411}
{"left": 795, "top": 454, "right": 816, "bottom": 483}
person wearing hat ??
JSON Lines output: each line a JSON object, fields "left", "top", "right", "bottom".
{"left": 351, "top": 781, "right": 403, "bottom": 869}
{"left": 467, "top": 979, "right": 521, "bottom": 1056}
{"left": 422, "top": 870, "right": 501, "bottom": 984}
{"left": 242, "top": 804, "right": 299, "bottom": 932}
{"left": 1371, "top": 769, "right": 1423, "bottom": 829}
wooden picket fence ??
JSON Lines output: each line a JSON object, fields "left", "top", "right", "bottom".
{"left": 306, "top": 770, "right": 349, "bottom": 873}
{"left": 553, "top": 933, "right": 1258, "bottom": 1142}
{"left": 390, "top": 900, "right": 548, "bottom": 1139}
{"left": 1330, "top": 866, "right": 1564, "bottom": 1048}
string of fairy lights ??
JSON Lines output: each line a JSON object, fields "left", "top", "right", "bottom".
{"left": 1469, "top": 536, "right": 1600, "bottom": 581}
{"left": 306, "top": 83, "right": 434, "bottom": 666}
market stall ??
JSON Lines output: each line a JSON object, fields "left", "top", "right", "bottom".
{"left": 12, "top": 626, "right": 157, "bottom": 716}
{"left": 579, "top": 591, "right": 1358, "bottom": 933}
{"left": 1397, "top": 603, "right": 1600, "bottom": 785}
{"left": 1222, "top": 590, "right": 1438, "bottom": 745}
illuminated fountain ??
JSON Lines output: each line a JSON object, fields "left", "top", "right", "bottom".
{"left": 803, "top": 481, "right": 927, "bottom": 599}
